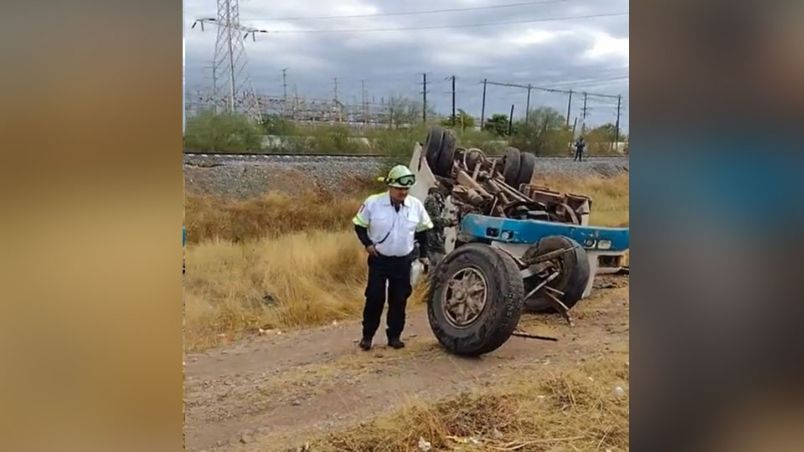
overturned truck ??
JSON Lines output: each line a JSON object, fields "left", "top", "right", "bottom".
{"left": 409, "top": 127, "right": 629, "bottom": 356}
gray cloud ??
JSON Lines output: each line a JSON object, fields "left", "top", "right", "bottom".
{"left": 185, "top": 0, "right": 629, "bottom": 131}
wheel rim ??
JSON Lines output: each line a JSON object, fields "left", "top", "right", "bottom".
{"left": 443, "top": 267, "right": 488, "bottom": 328}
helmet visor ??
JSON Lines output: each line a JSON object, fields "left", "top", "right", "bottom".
{"left": 389, "top": 174, "right": 416, "bottom": 187}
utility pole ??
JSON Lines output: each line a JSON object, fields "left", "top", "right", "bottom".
{"left": 581, "top": 92, "right": 589, "bottom": 135}
{"left": 225, "top": 1, "right": 236, "bottom": 113}
{"left": 566, "top": 89, "right": 573, "bottom": 128}
{"left": 387, "top": 96, "right": 394, "bottom": 129}
{"left": 281, "top": 68, "right": 288, "bottom": 102}
{"left": 361, "top": 79, "right": 367, "bottom": 125}
{"left": 333, "top": 77, "right": 339, "bottom": 102}
{"left": 282, "top": 68, "right": 288, "bottom": 103}
{"left": 525, "top": 84, "right": 532, "bottom": 124}
{"left": 480, "top": 78, "right": 487, "bottom": 130}
{"left": 614, "top": 94, "right": 622, "bottom": 152}
{"left": 293, "top": 84, "right": 298, "bottom": 118}
{"left": 508, "top": 104, "right": 515, "bottom": 135}
{"left": 450, "top": 75, "right": 456, "bottom": 126}
{"left": 366, "top": 83, "right": 371, "bottom": 126}
{"left": 191, "top": 0, "right": 266, "bottom": 120}
{"left": 422, "top": 73, "right": 428, "bottom": 124}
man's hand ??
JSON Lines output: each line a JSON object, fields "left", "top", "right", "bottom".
{"left": 366, "top": 244, "right": 378, "bottom": 256}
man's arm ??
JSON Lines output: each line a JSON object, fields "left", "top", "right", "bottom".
{"left": 353, "top": 200, "right": 376, "bottom": 255}
{"left": 354, "top": 224, "right": 372, "bottom": 248}
{"left": 416, "top": 200, "right": 434, "bottom": 261}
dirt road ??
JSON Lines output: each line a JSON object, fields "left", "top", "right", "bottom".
{"left": 184, "top": 277, "right": 629, "bottom": 451}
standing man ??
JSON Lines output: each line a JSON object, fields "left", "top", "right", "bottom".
{"left": 573, "top": 136, "right": 586, "bottom": 162}
{"left": 352, "top": 165, "right": 433, "bottom": 351}
{"left": 424, "top": 185, "right": 455, "bottom": 268}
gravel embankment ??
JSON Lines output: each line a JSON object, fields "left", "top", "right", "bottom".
{"left": 184, "top": 154, "right": 628, "bottom": 199}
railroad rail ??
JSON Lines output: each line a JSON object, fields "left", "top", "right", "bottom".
{"left": 184, "top": 151, "right": 627, "bottom": 159}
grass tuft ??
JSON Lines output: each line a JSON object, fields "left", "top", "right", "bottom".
{"left": 316, "top": 359, "right": 629, "bottom": 451}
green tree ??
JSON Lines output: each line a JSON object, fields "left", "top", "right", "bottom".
{"left": 183, "top": 110, "right": 263, "bottom": 152}
{"left": 440, "top": 109, "right": 475, "bottom": 131}
{"left": 510, "top": 107, "right": 570, "bottom": 155}
{"left": 483, "top": 113, "right": 513, "bottom": 137}
{"left": 583, "top": 123, "right": 626, "bottom": 155}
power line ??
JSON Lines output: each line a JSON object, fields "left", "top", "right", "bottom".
{"left": 264, "top": 12, "right": 629, "bottom": 34}
{"left": 247, "top": 0, "right": 574, "bottom": 21}
{"left": 486, "top": 80, "right": 569, "bottom": 95}
{"left": 485, "top": 78, "right": 625, "bottom": 99}
{"left": 542, "top": 75, "right": 628, "bottom": 89}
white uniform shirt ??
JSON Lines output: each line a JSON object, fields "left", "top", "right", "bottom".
{"left": 353, "top": 192, "right": 433, "bottom": 257}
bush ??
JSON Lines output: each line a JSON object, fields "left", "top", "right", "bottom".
{"left": 261, "top": 114, "right": 297, "bottom": 136}
{"left": 452, "top": 128, "right": 508, "bottom": 155}
{"left": 508, "top": 107, "right": 570, "bottom": 156}
{"left": 307, "top": 124, "right": 372, "bottom": 154}
{"left": 184, "top": 110, "right": 263, "bottom": 152}
{"left": 482, "top": 113, "right": 513, "bottom": 137}
{"left": 581, "top": 123, "right": 626, "bottom": 156}
{"left": 365, "top": 125, "right": 427, "bottom": 161}
{"left": 440, "top": 109, "right": 475, "bottom": 131}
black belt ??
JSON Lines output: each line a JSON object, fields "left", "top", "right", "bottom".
{"left": 373, "top": 251, "right": 413, "bottom": 261}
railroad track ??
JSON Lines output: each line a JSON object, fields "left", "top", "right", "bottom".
{"left": 183, "top": 151, "right": 626, "bottom": 160}
{"left": 184, "top": 151, "right": 388, "bottom": 158}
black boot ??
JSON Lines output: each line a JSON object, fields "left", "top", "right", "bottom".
{"left": 359, "top": 337, "right": 372, "bottom": 351}
{"left": 388, "top": 337, "right": 405, "bottom": 349}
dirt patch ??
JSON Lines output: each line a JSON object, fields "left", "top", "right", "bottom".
{"left": 183, "top": 277, "right": 629, "bottom": 451}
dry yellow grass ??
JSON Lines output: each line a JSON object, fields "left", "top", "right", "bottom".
{"left": 183, "top": 230, "right": 438, "bottom": 351}
{"left": 185, "top": 174, "right": 627, "bottom": 245}
{"left": 183, "top": 174, "right": 628, "bottom": 351}
{"left": 184, "top": 230, "right": 368, "bottom": 350}
{"left": 185, "top": 191, "right": 364, "bottom": 244}
{"left": 316, "top": 357, "right": 629, "bottom": 451}
{"left": 538, "top": 173, "right": 629, "bottom": 227}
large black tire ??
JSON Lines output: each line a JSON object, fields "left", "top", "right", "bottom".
{"left": 424, "top": 127, "right": 445, "bottom": 170}
{"left": 517, "top": 151, "right": 537, "bottom": 187}
{"left": 502, "top": 147, "right": 521, "bottom": 186}
{"left": 427, "top": 243, "right": 524, "bottom": 356}
{"left": 522, "top": 236, "right": 590, "bottom": 313}
{"left": 434, "top": 129, "right": 457, "bottom": 177}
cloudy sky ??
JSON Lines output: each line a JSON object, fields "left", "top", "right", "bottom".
{"left": 183, "top": 0, "right": 629, "bottom": 131}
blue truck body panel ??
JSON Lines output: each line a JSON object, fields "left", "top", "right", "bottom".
{"left": 460, "top": 214, "right": 629, "bottom": 252}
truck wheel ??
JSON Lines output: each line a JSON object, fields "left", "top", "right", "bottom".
{"left": 502, "top": 147, "right": 521, "bottom": 186}
{"left": 517, "top": 151, "right": 537, "bottom": 187}
{"left": 433, "top": 129, "right": 457, "bottom": 177}
{"left": 522, "top": 236, "right": 590, "bottom": 313}
{"left": 427, "top": 243, "right": 524, "bottom": 356}
{"left": 424, "top": 126, "right": 445, "bottom": 170}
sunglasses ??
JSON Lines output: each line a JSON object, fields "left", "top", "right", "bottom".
{"left": 390, "top": 174, "right": 416, "bottom": 187}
